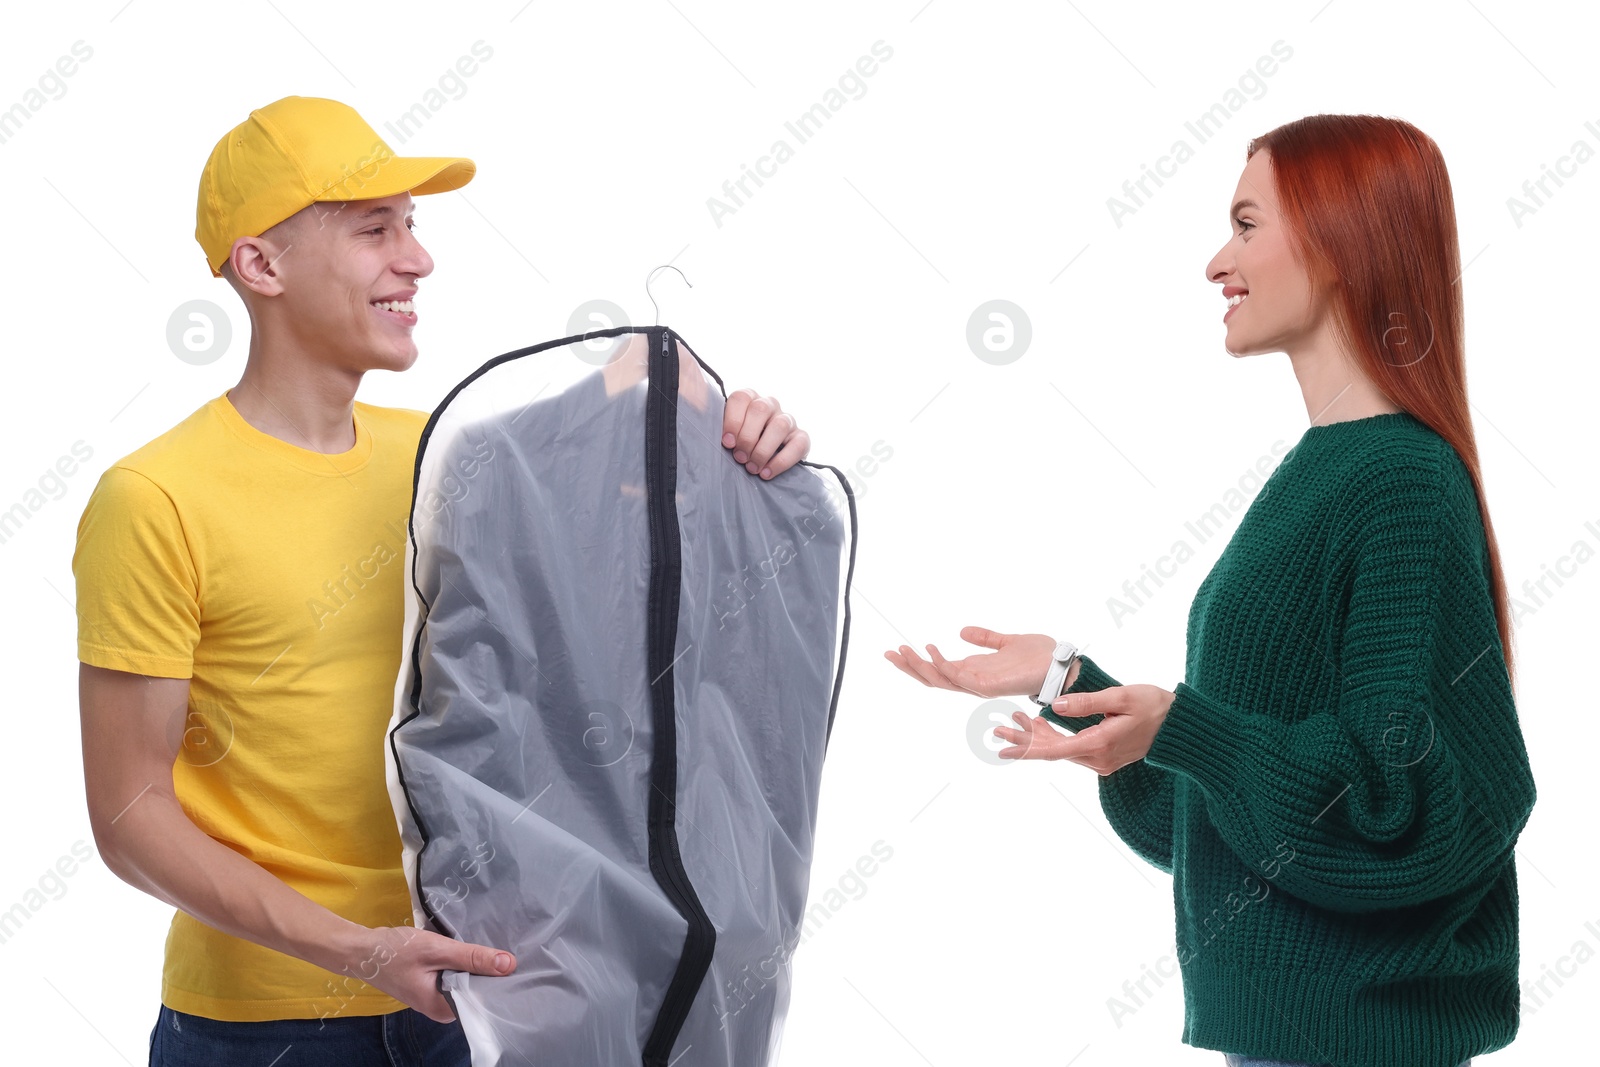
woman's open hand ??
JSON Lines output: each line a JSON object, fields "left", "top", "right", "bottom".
{"left": 994, "top": 685, "right": 1177, "bottom": 775}
{"left": 884, "top": 627, "right": 1061, "bottom": 698}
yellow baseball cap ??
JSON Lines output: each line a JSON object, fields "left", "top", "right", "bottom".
{"left": 196, "top": 95, "right": 475, "bottom": 277}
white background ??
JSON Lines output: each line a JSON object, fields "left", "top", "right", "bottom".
{"left": 3, "top": 1, "right": 1596, "bottom": 1064}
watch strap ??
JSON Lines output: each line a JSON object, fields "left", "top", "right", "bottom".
{"left": 1033, "top": 639, "right": 1078, "bottom": 707}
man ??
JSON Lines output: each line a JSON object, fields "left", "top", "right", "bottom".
{"left": 73, "top": 95, "right": 811, "bottom": 1065}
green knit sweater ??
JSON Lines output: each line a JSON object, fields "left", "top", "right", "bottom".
{"left": 1043, "top": 412, "right": 1536, "bottom": 1067}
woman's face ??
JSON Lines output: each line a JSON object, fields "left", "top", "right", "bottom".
{"left": 1205, "top": 148, "right": 1330, "bottom": 358}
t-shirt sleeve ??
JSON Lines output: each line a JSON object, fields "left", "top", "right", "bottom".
{"left": 72, "top": 466, "right": 201, "bottom": 679}
{"left": 1042, "top": 653, "right": 1177, "bottom": 875}
{"left": 1142, "top": 447, "right": 1536, "bottom": 912}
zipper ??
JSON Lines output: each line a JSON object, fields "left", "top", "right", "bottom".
{"left": 640, "top": 325, "right": 717, "bottom": 1066}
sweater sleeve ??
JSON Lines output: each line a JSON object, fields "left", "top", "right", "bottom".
{"left": 1042, "top": 654, "right": 1176, "bottom": 875}
{"left": 1142, "top": 448, "right": 1536, "bottom": 912}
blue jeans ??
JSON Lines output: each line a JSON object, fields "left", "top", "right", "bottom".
{"left": 1223, "top": 1057, "right": 1471, "bottom": 1067}
{"left": 148, "top": 1004, "right": 470, "bottom": 1066}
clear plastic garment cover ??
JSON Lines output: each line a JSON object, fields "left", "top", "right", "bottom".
{"left": 385, "top": 326, "right": 857, "bottom": 1066}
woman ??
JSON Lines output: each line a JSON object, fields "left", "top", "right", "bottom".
{"left": 887, "top": 115, "right": 1536, "bottom": 1067}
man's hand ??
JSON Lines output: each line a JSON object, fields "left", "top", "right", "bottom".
{"left": 338, "top": 923, "right": 517, "bottom": 1024}
{"left": 993, "top": 685, "right": 1177, "bottom": 775}
{"left": 722, "top": 388, "right": 809, "bottom": 478}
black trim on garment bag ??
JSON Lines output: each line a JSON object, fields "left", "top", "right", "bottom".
{"left": 641, "top": 326, "right": 718, "bottom": 1066}
{"left": 800, "top": 454, "right": 857, "bottom": 749}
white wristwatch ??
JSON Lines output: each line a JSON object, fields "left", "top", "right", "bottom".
{"left": 1033, "top": 639, "right": 1079, "bottom": 707}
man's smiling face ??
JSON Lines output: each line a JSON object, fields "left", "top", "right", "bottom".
{"left": 225, "top": 189, "right": 434, "bottom": 374}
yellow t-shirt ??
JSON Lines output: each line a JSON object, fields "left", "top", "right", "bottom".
{"left": 72, "top": 389, "right": 428, "bottom": 1022}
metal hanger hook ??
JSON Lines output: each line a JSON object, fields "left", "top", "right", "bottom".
{"left": 645, "top": 264, "right": 693, "bottom": 326}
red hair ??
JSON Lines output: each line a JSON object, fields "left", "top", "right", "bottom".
{"left": 1245, "top": 115, "right": 1516, "bottom": 692}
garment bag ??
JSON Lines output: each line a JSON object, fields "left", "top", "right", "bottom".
{"left": 385, "top": 325, "right": 856, "bottom": 1066}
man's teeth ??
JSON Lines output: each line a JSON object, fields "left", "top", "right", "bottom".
{"left": 372, "top": 300, "right": 414, "bottom": 313}
{"left": 1227, "top": 293, "right": 1249, "bottom": 308}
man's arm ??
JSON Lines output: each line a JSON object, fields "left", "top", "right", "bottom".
{"left": 80, "top": 665, "right": 376, "bottom": 973}
{"left": 79, "top": 663, "right": 515, "bottom": 1022}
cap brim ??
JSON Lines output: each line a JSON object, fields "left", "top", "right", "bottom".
{"left": 313, "top": 156, "right": 476, "bottom": 202}
{"left": 207, "top": 156, "right": 476, "bottom": 278}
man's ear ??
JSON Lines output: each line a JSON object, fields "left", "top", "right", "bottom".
{"left": 227, "top": 235, "right": 292, "bottom": 298}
